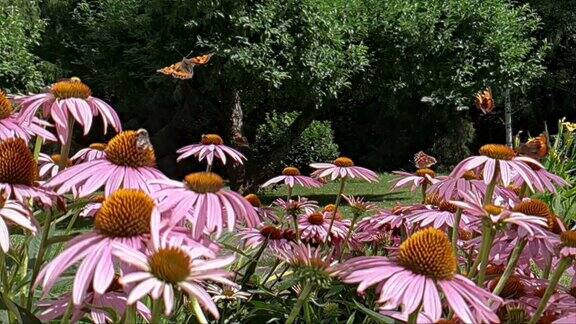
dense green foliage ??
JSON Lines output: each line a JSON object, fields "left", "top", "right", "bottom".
{"left": 3, "top": 0, "right": 575, "bottom": 178}
{"left": 253, "top": 111, "right": 339, "bottom": 172}
{"left": 0, "top": 0, "right": 47, "bottom": 91}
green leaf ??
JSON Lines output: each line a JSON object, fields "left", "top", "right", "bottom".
{"left": 353, "top": 300, "right": 395, "bottom": 324}
{"left": 0, "top": 293, "right": 41, "bottom": 324}
{"left": 346, "top": 311, "right": 356, "bottom": 324}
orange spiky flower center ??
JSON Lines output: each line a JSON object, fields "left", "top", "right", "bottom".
{"left": 259, "top": 226, "right": 282, "bottom": 240}
{"left": 105, "top": 131, "right": 156, "bottom": 168}
{"left": 513, "top": 199, "right": 550, "bottom": 218}
{"left": 479, "top": 144, "right": 516, "bottom": 160}
{"left": 426, "top": 195, "right": 457, "bottom": 213}
{"left": 89, "top": 143, "right": 107, "bottom": 151}
{"left": 486, "top": 264, "right": 505, "bottom": 276}
{"left": 398, "top": 227, "right": 457, "bottom": 280}
{"left": 282, "top": 166, "right": 301, "bottom": 176}
{"left": 50, "top": 154, "right": 71, "bottom": 168}
{"left": 462, "top": 170, "right": 481, "bottom": 180}
{"left": 307, "top": 212, "right": 325, "bottom": 225}
{"left": 282, "top": 229, "right": 297, "bottom": 242}
{"left": 0, "top": 139, "right": 37, "bottom": 185}
{"left": 0, "top": 90, "right": 13, "bottom": 119}
{"left": 333, "top": 157, "right": 354, "bottom": 167}
{"left": 490, "top": 275, "right": 525, "bottom": 299}
{"left": 484, "top": 204, "right": 503, "bottom": 216}
{"left": 323, "top": 204, "right": 336, "bottom": 213}
{"left": 416, "top": 168, "right": 436, "bottom": 178}
{"left": 50, "top": 78, "right": 92, "bottom": 100}
{"left": 184, "top": 172, "right": 224, "bottom": 193}
{"left": 244, "top": 194, "right": 262, "bottom": 207}
{"left": 560, "top": 230, "right": 576, "bottom": 247}
{"left": 201, "top": 134, "right": 223, "bottom": 145}
{"left": 149, "top": 247, "right": 191, "bottom": 284}
{"left": 95, "top": 189, "right": 153, "bottom": 237}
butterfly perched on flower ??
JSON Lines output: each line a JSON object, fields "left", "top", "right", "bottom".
{"left": 474, "top": 87, "right": 495, "bottom": 114}
{"left": 517, "top": 133, "right": 549, "bottom": 160}
{"left": 414, "top": 151, "right": 437, "bottom": 169}
{"left": 157, "top": 53, "right": 214, "bottom": 80}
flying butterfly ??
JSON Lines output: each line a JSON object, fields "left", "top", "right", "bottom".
{"left": 517, "top": 133, "right": 549, "bottom": 160}
{"left": 157, "top": 53, "right": 214, "bottom": 80}
{"left": 414, "top": 151, "right": 437, "bottom": 169}
{"left": 474, "top": 87, "right": 495, "bottom": 114}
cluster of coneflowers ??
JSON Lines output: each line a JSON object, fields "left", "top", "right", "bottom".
{"left": 0, "top": 79, "right": 575, "bottom": 323}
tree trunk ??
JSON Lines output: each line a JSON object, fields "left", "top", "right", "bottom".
{"left": 241, "top": 108, "right": 318, "bottom": 193}
{"left": 227, "top": 89, "right": 248, "bottom": 190}
{"left": 504, "top": 89, "right": 513, "bottom": 147}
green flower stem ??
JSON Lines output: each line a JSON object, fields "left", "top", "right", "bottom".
{"left": 326, "top": 178, "right": 347, "bottom": 237}
{"left": 263, "top": 259, "right": 281, "bottom": 284}
{"left": 27, "top": 209, "right": 53, "bottom": 310}
{"left": 340, "top": 211, "right": 362, "bottom": 261}
{"left": 61, "top": 301, "right": 75, "bottom": 324}
{"left": 468, "top": 220, "right": 493, "bottom": 280}
{"left": 483, "top": 169, "right": 499, "bottom": 206}
{"left": 407, "top": 309, "right": 419, "bottom": 324}
{"left": 491, "top": 239, "right": 527, "bottom": 297}
{"left": 151, "top": 298, "right": 164, "bottom": 323}
{"left": 451, "top": 208, "right": 463, "bottom": 257}
{"left": 241, "top": 239, "right": 269, "bottom": 288}
{"left": 58, "top": 116, "right": 75, "bottom": 169}
{"left": 543, "top": 255, "right": 552, "bottom": 279}
{"left": 291, "top": 212, "right": 300, "bottom": 243}
{"left": 287, "top": 186, "right": 294, "bottom": 203}
{"left": 421, "top": 183, "right": 428, "bottom": 204}
{"left": 286, "top": 282, "right": 313, "bottom": 324}
{"left": 476, "top": 225, "right": 495, "bottom": 286}
{"left": 191, "top": 297, "right": 208, "bottom": 324}
{"left": 528, "top": 257, "right": 573, "bottom": 324}
{"left": 32, "top": 136, "right": 43, "bottom": 161}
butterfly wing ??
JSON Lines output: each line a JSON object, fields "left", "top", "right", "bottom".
{"left": 517, "top": 133, "right": 549, "bottom": 160}
{"left": 190, "top": 53, "right": 214, "bottom": 65}
{"left": 475, "top": 88, "right": 495, "bottom": 114}
{"left": 414, "top": 151, "right": 437, "bottom": 169}
{"left": 157, "top": 61, "right": 194, "bottom": 79}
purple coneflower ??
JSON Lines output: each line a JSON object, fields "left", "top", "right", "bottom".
{"left": 70, "top": 143, "right": 107, "bottom": 164}
{"left": 450, "top": 191, "right": 548, "bottom": 236}
{"left": 511, "top": 162, "right": 569, "bottom": 194}
{"left": 273, "top": 197, "right": 318, "bottom": 216}
{"left": 262, "top": 166, "right": 323, "bottom": 188}
{"left": 391, "top": 168, "right": 442, "bottom": 192}
{"left": 338, "top": 227, "right": 502, "bottom": 323}
{"left": 405, "top": 195, "right": 471, "bottom": 231}
{"left": 177, "top": 134, "right": 245, "bottom": 167}
{"left": 298, "top": 211, "right": 349, "bottom": 244}
{"left": 150, "top": 171, "right": 259, "bottom": 238}
{"left": 0, "top": 90, "right": 56, "bottom": 143}
{"left": 0, "top": 196, "right": 36, "bottom": 252}
{"left": 114, "top": 235, "right": 235, "bottom": 318}
{"left": 207, "top": 284, "right": 250, "bottom": 303}
{"left": 280, "top": 244, "right": 336, "bottom": 288}
{"left": 17, "top": 78, "right": 121, "bottom": 143}
{"left": 38, "top": 276, "right": 151, "bottom": 323}
{"left": 35, "top": 189, "right": 162, "bottom": 304}
{"left": 310, "top": 157, "right": 378, "bottom": 182}
{"left": 451, "top": 144, "right": 544, "bottom": 191}
{"left": 38, "top": 154, "right": 71, "bottom": 179}
{"left": 46, "top": 130, "right": 167, "bottom": 197}
{"left": 244, "top": 194, "right": 278, "bottom": 223}
{"left": 239, "top": 225, "right": 293, "bottom": 253}
{"left": 427, "top": 170, "right": 490, "bottom": 200}
{"left": 0, "top": 138, "right": 60, "bottom": 206}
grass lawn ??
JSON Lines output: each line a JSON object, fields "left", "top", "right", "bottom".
{"left": 259, "top": 173, "right": 419, "bottom": 210}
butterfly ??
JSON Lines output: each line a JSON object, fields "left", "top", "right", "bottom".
{"left": 157, "top": 53, "right": 214, "bottom": 80}
{"left": 414, "top": 151, "right": 437, "bottom": 169}
{"left": 517, "top": 133, "right": 549, "bottom": 160}
{"left": 136, "top": 129, "right": 153, "bottom": 151}
{"left": 474, "top": 87, "right": 495, "bottom": 114}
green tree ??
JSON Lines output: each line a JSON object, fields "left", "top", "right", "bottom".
{"left": 0, "top": 0, "right": 47, "bottom": 92}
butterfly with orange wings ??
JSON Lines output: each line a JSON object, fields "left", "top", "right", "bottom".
{"left": 414, "top": 151, "right": 437, "bottom": 169}
{"left": 474, "top": 87, "right": 495, "bottom": 114}
{"left": 157, "top": 53, "right": 214, "bottom": 80}
{"left": 516, "top": 133, "right": 549, "bottom": 161}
